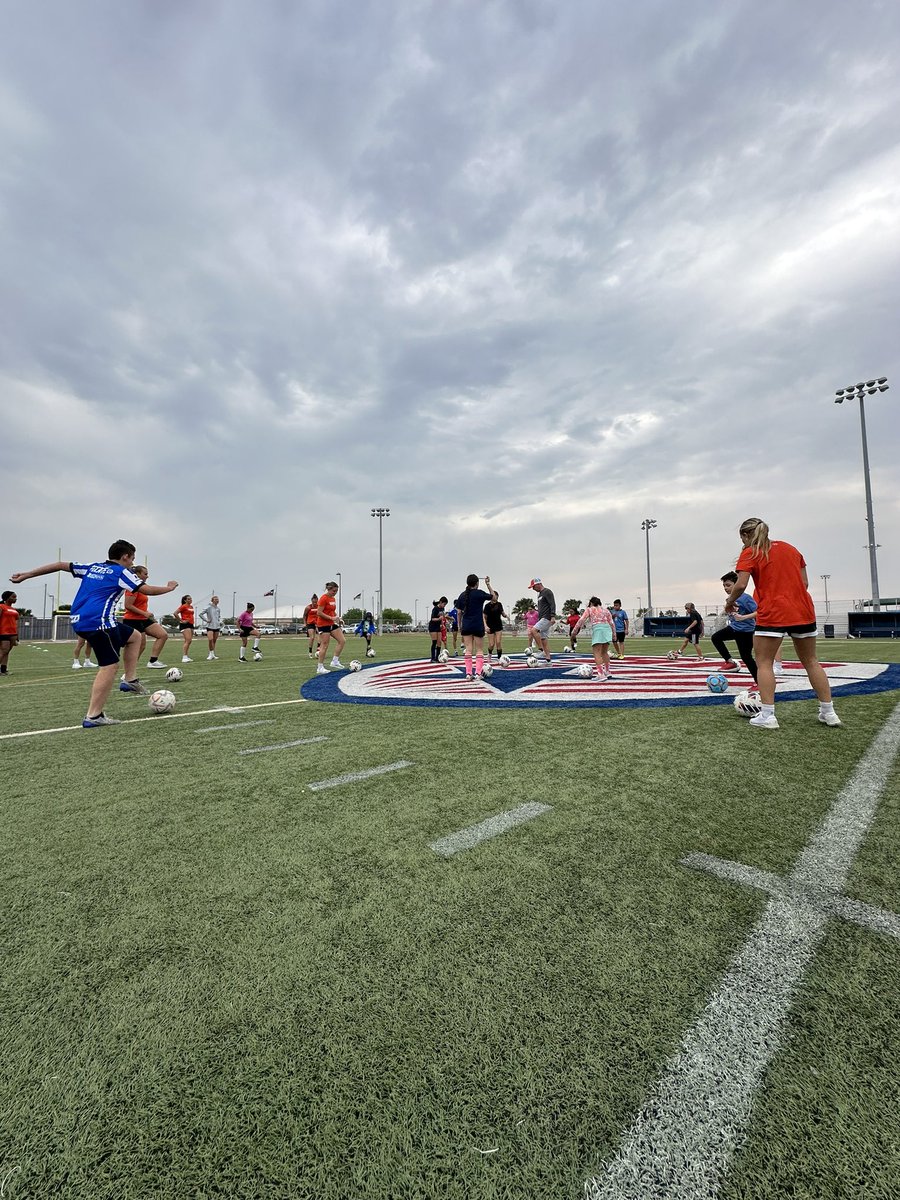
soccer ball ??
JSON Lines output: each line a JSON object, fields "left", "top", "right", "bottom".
{"left": 349, "top": 660, "right": 362, "bottom": 671}
{"left": 666, "top": 649, "right": 679, "bottom": 661}
{"left": 706, "top": 672, "right": 729, "bottom": 694}
{"left": 563, "top": 644, "right": 573, "bottom": 653}
{"left": 366, "top": 647, "right": 376, "bottom": 658}
{"left": 481, "top": 662, "right": 493, "bottom": 678}
{"left": 526, "top": 654, "right": 539, "bottom": 668}
{"left": 164, "top": 667, "right": 183, "bottom": 683}
{"left": 576, "top": 663, "right": 593, "bottom": 679}
{"left": 148, "top": 689, "right": 176, "bottom": 714}
{"left": 499, "top": 654, "right": 511, "bottom": 667}
{"left": 438, "top": 649, "right": 449, "bottom": 663}
{"left": 733, "top": 689, "right": 763, "bottom": 718}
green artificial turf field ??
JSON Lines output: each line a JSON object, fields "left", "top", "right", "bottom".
{"left": 2, "top": 635, "right": 899, "bottom": 1199}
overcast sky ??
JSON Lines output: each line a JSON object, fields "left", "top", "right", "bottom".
{"left": 3, "top": 0, "right": 899, "bottom": 622}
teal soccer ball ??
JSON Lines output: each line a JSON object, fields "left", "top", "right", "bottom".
{"left": 706, "top": 672, "right": 729, "bottom": 693}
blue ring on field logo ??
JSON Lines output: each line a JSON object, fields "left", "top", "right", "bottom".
{"left": 301, "top": 654, "right": 900, "bottom": 709}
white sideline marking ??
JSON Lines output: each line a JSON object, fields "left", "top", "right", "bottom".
{"left": 0, "top": 698, "right": 308, "bottom": 740}
{"left": 429, "top": 802, "right": 552, "bottom": 857}
{"left": 239, "top": 736, "right": 328, "bottom": 756}
{"left": 197, "top": 720, "right": 276, "bottom": 734}
{"left": 307, "top": 760, "right": 413, "bottom": 791}
{"left": 585, "top": 701, "right": 900, "bottom": 1200}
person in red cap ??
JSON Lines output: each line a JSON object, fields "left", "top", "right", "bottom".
{"left": 528, "top": 577, "right": 557, "bottom": 664}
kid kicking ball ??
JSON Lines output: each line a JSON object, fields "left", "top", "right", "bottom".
{"left": 149, "top": 689, "right": 176, "bottom": 714}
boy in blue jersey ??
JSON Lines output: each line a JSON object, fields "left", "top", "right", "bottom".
{"left": 10, "top": 540, "right": 178, "bottom": 728}
{"left": 712, "top": 571, "right": 758, "bottom": 682}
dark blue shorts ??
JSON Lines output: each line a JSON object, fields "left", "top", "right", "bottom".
{"left": 76, "top": 623, "right": 139, "bottom": 667}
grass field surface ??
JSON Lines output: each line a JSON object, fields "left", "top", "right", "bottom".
{"left": 2, "top": 635, "right": 899, "bottom": 1198}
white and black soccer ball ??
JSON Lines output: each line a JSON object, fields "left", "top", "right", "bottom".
{"left": 666, "top": 649, "right": 678, "bottom": 661}
{"left": 149, "top": 689, "right": 176, "bottom": 714}
{"left": 563, "top": 644, "right": 573, "bottom": 653}
{"left": 164, "top": 667, "right": 183, "bottom": 683}
{"left": 438, "top": 648, "right": 449, "bottom": 663}
{"left": 481, "top": 662, "right": 493, "bottom": 678}
{"left": 733, "top": 689, "right": 763, "bottom": 718}
{"left": 366, "top": 647, "right": 376, "bottom": 658}
{"left": 349, "top": 660, "right": 362, "bottom": 671}
{"left": 498, "top": 654, "right": 511, "bottom": 667}
{"left": 576, "top": 663, "right": 593, "bottom": 679}
{"left": 526, "top": 654, "right": 540, "bottom": 668}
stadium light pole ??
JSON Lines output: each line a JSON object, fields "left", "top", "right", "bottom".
{"left": 820, "top": 574, "right": 831, "bottom": 615}
{"left": 641, "top": 519, "right": 657, "bottom": 617}
{"left": 834, "top": 377, "right": 888, "bottom": 612}
{"left": 371, "top": 507, "right": 390, "bottom": 635}
{"left": 335, "top": 572, "right": 342, "bottom": 618}
{"left": 232, "top": 591, "right": 236, "bottom": 621}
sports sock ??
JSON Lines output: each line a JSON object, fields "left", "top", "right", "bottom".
{"left": 762, "top": 703, "right": 775, "bottom": 717}
{"left": 464, "top": 653, "right": 473, "bottom": 675}
{"left": 149, "top": 657, "right": 158, "bottom": 664}
{"left": 475, "top": 653, "right": 483, "bottom": 675}
{"left": 253, "top": 638, "right": 260, "bottom": 648}
{"left": 819, "top": 701, "right": 835, "bottom": 715}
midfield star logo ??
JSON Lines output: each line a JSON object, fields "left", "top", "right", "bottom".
{"left": 302, "top": 654, "right": 900, "bottom": 710}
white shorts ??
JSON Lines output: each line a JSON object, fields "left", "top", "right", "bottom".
{"left": 533, "top": 617, "right": 551, "bottom": 637}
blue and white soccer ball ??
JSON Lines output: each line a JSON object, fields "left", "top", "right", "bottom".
{"left": 349, "top": 660, "right": 362, "bottom": 671}
{"left": 164, "top": 667, "right": 183, "bottom": 683}
{"left": 706, "top": 672, "right": 729, "bottom": 693}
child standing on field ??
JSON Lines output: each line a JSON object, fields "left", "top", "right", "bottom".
{"left": 572, "top": 597, "right": 616, "bottom": 680}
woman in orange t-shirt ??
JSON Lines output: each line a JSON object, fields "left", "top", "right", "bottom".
{"left": 0, "top": 589, "right": 20, "bottom": 675}
{"left": 174, "top": 595, "right": 195, "bottom": 663}
{"left": 724, "top": 517, "right": 839, "bottom": 730}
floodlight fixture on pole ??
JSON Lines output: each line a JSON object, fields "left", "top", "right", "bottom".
{"left": 641, "top": 518, "right": 657, "bottom": 617}
{"left": 834, "top": 377, "right": 888, "bottom": 612}
{"left": 820, "top": 574, "right": 831, "bottom": 615}
{"left": 371, "top": 507, "right": 391, "bottom": 635}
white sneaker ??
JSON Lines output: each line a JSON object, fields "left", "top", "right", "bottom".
{"left": 749, "top": 712, "right": 779, "bottom": 730}
{"left": 147, "top": 660, "right": 166, "bottom": 669}
{"left": 72, "top": 661, "right": 82, "bottom": 670}
{"left": 84, "top": 660, "right": 98, "bottom": 668}
{"left": 818, "top": 710, "right": 842, "bottom": 727}
{"left": 773, "top": 661, "right": 784, "bottom": 676}
{"left": 331, "top": 658, "right": 343, "bottom": 668}
{"left": 182, "top": 656, "right": 192, "bottom": 663}
{"left": 207, "top": 653, "right": 216, "bottom": 661}
{"left": 316, "top": 664, "right": 330, "bottom": 674}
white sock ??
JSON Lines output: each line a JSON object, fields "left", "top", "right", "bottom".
{"left": 253, "top": 638, "right": 260, "bottom": 648}
{"left": 762, "top": 703, "right": 775, "bottom": 717}
{"left": 819, "top": 701, "right": 835, "bottom": 715}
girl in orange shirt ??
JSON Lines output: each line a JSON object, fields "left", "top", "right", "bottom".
{"left": 174, "top": 595, "right": 195, "bottom": 663}
{"left": 0, "top": 590, "right": 20, "bottom": 676}
{"left": 725, "top": 517, "right": 840, "bottom": 730}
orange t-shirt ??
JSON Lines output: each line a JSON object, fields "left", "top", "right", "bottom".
{"left": 736, "top": 540, "right": 814, "bottom": 627}
{"left": 316, "top": 594, "right": 337, "bottom": 628}
{"left": 175, "top": 604, "right": 195, "bottom": 625}
{"left": 0, "top": 603, "right": 19, "bottom": 637}
{"left": 123, "top": 590, "right": 149, "bottom": 622}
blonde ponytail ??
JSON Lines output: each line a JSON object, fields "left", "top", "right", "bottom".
{"left": 739, "top": 517, "right": 771, "bottom": 560}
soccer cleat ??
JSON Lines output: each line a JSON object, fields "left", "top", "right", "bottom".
{"left": 238, "top": 656, "right": 247, "bottom": 662}
{"left": 749, "top": 712, "right": 779, "bottom": 730}
{"left": 818, "top": 710, "right": 843, "bottom": 727}
{"left": 721, "top": 661, "right": 740, "bottom": 671}
{"left": 465, "top": 674, "right": 473, "bottom": 681}
{"left": 119, "top": 679, "right": 148, "bottom": 695}
{"left": 82, "top": 713, "right": 120, "bottom": 727}
{"left": 316, "top": 664, "right": 330, "bottom": 675}
{"left": 147, "top": 660, "right": 167, "bottom": 669}
{"left": 181, "top": 656, "right": 192, "bottom": 663}
{"left": 72, "top": 661, "right": 82, "bottom": 670}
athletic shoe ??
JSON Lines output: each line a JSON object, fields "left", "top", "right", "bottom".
{"left": 82, "top": 713, "right": 120, "bottom": 728}
{"left": 818, "top": 711, "right": 843, "bottom": 727}
{"left": 119, "top": 679, "right": 148, "bottom": 695}
{"left": 84, "top": 660, "right": 98, "bottom": 668}
{"left": 238, "top": 656, "right": 247, "bottom": 662}
{"left": 253, "top": 652, "right": 262, "bottom": 661}
{"left": 72, "top": 661, "right": 82, "bottom": 670}
{"left": 330, "top": 658, "right": 343, "bottom": 668}
{"left": 181, "top": 656, "right": 192, "bottom": 663}
{"left": 147, "top": 661, "right": 167, "bottom": 669}
{"left": 207, "top": 653, "right": 218, "bottom": 661}
{"left": 749, "top": 712, "right": 779, "bottom": 730}
{"left": 316, "top": 664, "right": 330, "bottom": 675}
{"left": 308, "top": 652, "right": 314, "bottom": 659}
{"left": 772, "top": 661, "right": 784, "bottom": 676}
{"left": 465, "top": 674, "right": 473, "bottom": 680}
{"left": 721, "top": 661, "right": 740, "bottom": 671}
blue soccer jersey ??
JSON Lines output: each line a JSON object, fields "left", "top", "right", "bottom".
{"left": 69, "top": 561, "right": 143, "bottom": 631}
{"left": 612, "top": 608, "right": 628, "bottom": 632}
{"left": 727, "top": 593, "right": 757, "bottom": 632}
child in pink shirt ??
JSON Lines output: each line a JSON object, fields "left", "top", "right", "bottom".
{"left": 572, "top": 597, "right": 616, "bottom": 680}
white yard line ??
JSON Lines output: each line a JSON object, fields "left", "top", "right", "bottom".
{"left": 307, "top": 761, "right": 413, "bottom": 791}
{"left": 429, "top": 802, "right": 552, "bottom": 857}
{"left": 585, "top": 701, "right": 900, "bottom": 1200}
{"left": 0, "top": 698, "right": 308, "bottom": 740}
{"left": 197, "top": 720, "right": 277, "bottom": 734}
{"left": 239, "top": 736, "right": 328, "bottom": 756}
